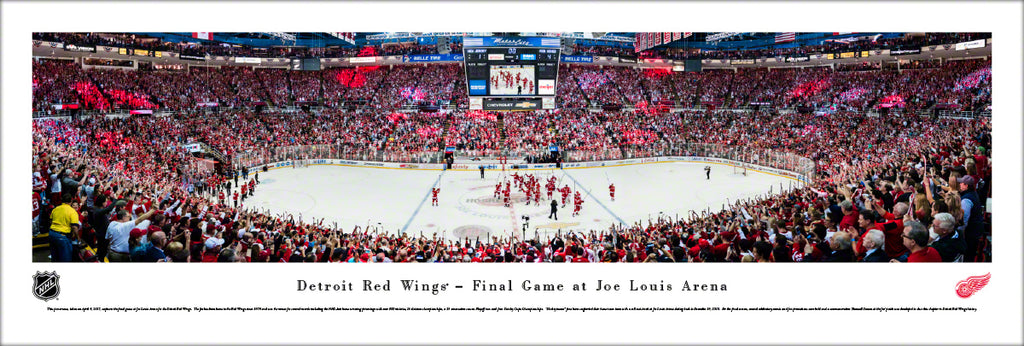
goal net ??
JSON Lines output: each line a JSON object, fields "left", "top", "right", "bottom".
{"left": 732, "top": 164, "right": 748, "bottom": 175}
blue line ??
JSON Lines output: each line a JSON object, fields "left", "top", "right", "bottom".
{"left": 561, "top": 170, "right": 627, "bottom": 225}
{"left": 401, "top": 171, "right": 445, "bottom": 235}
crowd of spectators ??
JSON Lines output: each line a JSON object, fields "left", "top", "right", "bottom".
{"left": 442, "top": 111, "right": 502, "bottom": 155}
{"left": 322, "top": 66, "right": 389, "bottom": 106}
{"left": 382, "top": 43, "right": 435, "bottom": 56}
{"left": 88, "top": 69, "right": 160, "bottom": 110}
{"left": 289, "top": 70, "right": 322, "bottom": 104}
{"left": 564, "top": 65, "right": 624, "bottom": 106}
{"left": 256, "top": 68, "right": 291, "bottom": 107}
{"left": 34, "top": 32, "right": 174, "bottom": 52}
{"left": 135, "top": 71, "right": 197, "bottom": 111}
{"left": 448, "top": 68, "right": 468, "bottom": 109}
{"left": 571, "top": 44, "right": 634, "bottom": 57}
{"left": 415, "top": 64, "right": 462, "bottom": 106}
{"left": 220, "top": 66, "right": 267, "bottom": 105}
{"left": 635, "top": 33, "right": 992, "bottom": 61}
{"left": 190, "top": 67, "right": 239, "bottom": 108}
{"left": 32, "top": 56, "right": 992, "bottom": 116}
{"left": 32, "top": 103, "right": 992, "bottom": 263}
{"left": 33, "top": 60, "right": 93, "bottom": 113}
{"left": 638, "top": 68, "right": 675, "bottom": 104}
{"left": 373, "top": 65, "right": 424, "bottom": 109}
{"left": 602, "top": 67, "right": 646, "bottom": 105}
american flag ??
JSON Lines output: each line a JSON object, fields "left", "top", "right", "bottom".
{"left": 775, "top": 32, "right": 796, "bottom": 43}
{"left": 664, "top": 32, "right": 671, "bottom": 44}
{"left": 673, "top": 32, "right": 682, "bottom": 41}
{"left": 683, "top": 32, "right": 692, "bottom": 38}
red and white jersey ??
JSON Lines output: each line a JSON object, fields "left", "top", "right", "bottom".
{"left": 132, "top": 200, "right": 150, "bottom": 215}
{"left": 32, "top": 192, "right": 41, "bottom": 218}
{"left": 32, "top": 172, "right": 46, "bottom": 191}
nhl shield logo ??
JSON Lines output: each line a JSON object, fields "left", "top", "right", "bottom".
{"left": 33, "top": 271, "right": 60, "bottom": 301}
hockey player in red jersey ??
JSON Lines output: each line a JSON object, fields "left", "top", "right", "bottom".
{"left": 494, "top": 181, "right": 502, "bottom": 198}
{"left": 560, "top": 185, "right": 570, "bottom": 208}
{"left": 609, "top": 183, "right": 616, "bottom": 202}
{"left": 573, "top": 191, "right": 583, "bottom": 216}
{"left": 431, "top": 187, "right": 440, "bottom": 206}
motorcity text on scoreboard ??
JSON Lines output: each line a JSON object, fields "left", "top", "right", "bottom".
{"left": 463, "top": 37, "right": 561, "bottom": 48}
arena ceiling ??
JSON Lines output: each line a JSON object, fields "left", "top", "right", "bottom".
{"left": 131, "top": 32, "right": 905, "bottom": 51}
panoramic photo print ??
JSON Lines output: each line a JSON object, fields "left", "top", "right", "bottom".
{"left": 31, "top": 32, "right": 992, "bottom": 263}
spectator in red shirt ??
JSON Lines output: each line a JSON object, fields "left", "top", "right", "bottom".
{"left": 838, "top": 200, "right": 858, "bottom": 230}
{"left": 898, "top": 220, "right": 942, "bottom": 263}
{"left": 202, "top": 236, "right": 224, "bottom": 262}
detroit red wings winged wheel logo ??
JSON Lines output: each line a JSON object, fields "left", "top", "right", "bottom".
{"left": 955, "top": 273, "right": 990, "bottom": 298}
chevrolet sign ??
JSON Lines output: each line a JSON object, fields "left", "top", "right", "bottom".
{"left": 483, "top": 98, "right": 542, "bottom": 111}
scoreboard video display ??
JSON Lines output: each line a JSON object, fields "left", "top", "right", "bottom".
{"left": 463, "top": 37, "right": 561, "bottom": 111}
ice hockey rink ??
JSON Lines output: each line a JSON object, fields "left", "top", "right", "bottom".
{"left": 243, "top": 162, "right": 797, "bottom": 240}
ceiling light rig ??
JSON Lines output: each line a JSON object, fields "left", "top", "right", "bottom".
{"left": 261, "top": 32, "right": 297, "bottom": 44}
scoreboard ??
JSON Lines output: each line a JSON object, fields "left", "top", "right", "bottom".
{"left": 291, "top": 57, "right": 321, "bottom": 71}
{"left": 463, "top": 37, "right": 561, "bottom": 111}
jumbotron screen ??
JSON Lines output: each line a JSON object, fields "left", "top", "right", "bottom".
{"left": 464, "top": 47, "right": 559, "bottom": 97}
{"left": 463, "top": 37, "right": 560, "bottom": 110}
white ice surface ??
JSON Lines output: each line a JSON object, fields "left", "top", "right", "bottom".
{"left": 243, "top": 162, "right": 796, "bottom": 240}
